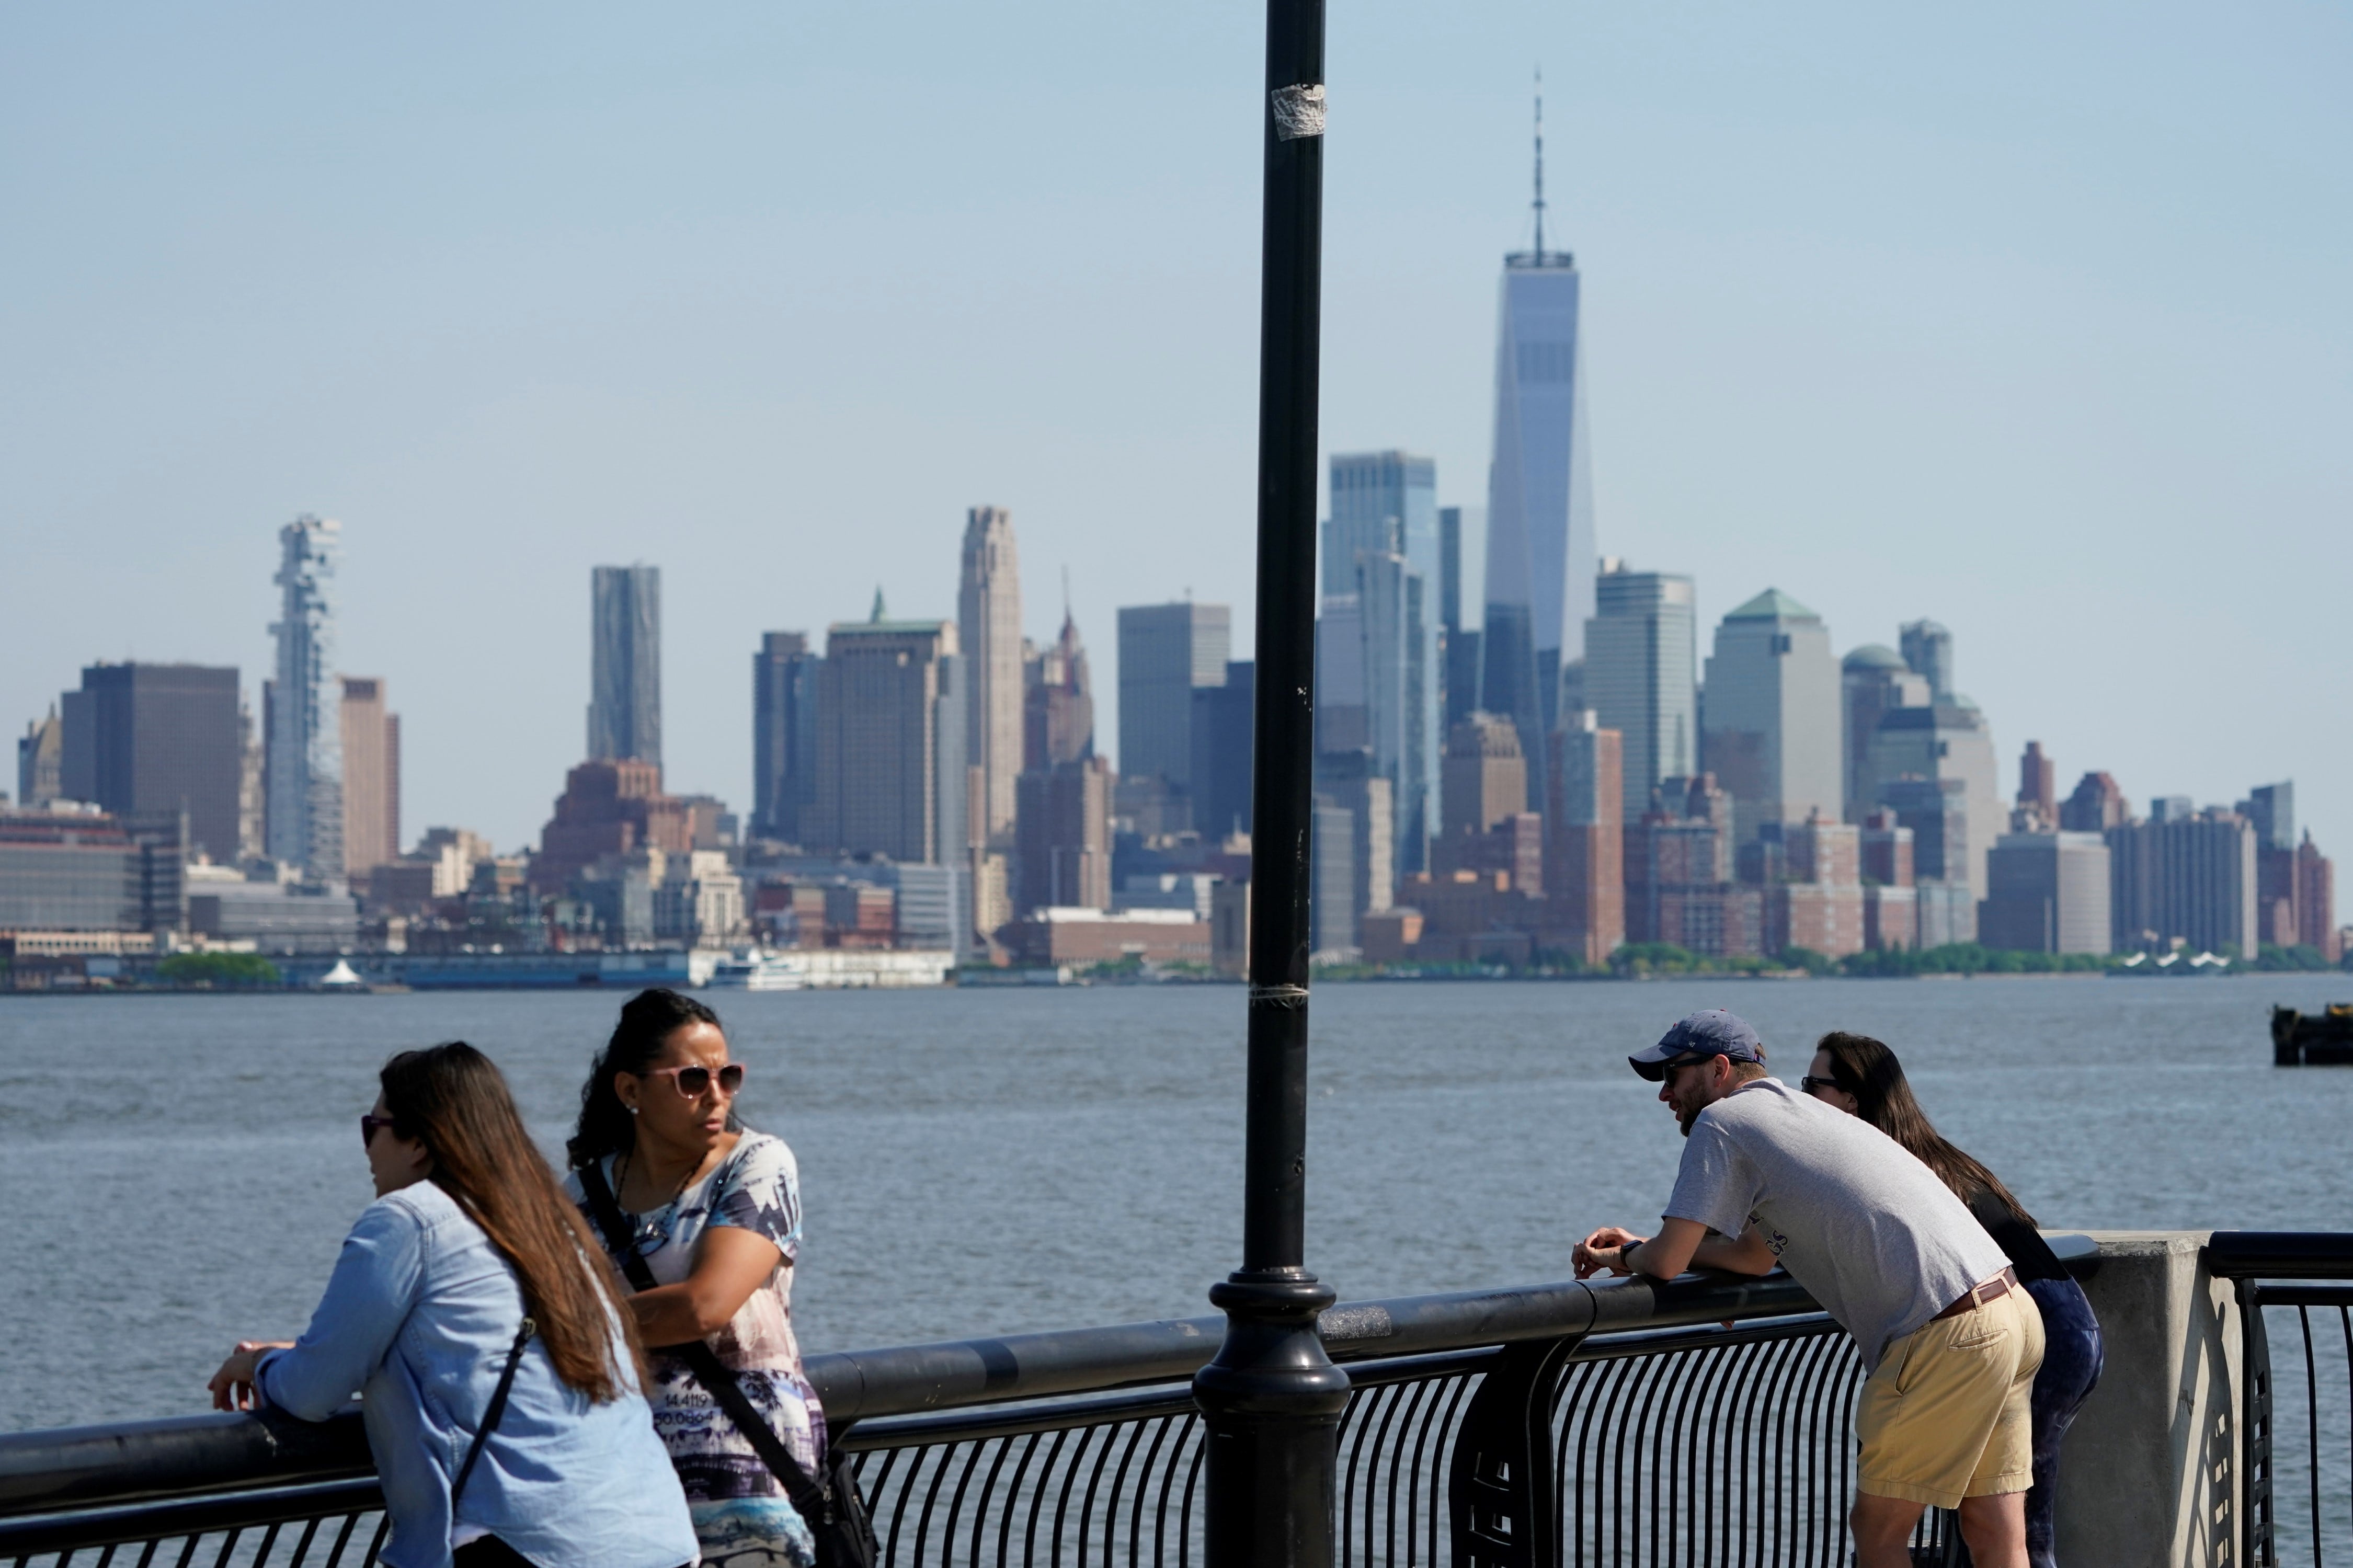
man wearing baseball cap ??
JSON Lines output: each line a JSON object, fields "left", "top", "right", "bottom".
{"left": 1573, "top": 1010, "right": 2042, "bottom": 1568}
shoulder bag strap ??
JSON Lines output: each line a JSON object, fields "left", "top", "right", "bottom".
{"left": 450, "top": 1317, "right": 535, "bottom": 1507}
{"left": 576, "top": 1158, "right": 834, "bottom": 1523}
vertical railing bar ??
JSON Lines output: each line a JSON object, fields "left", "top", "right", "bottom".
{"left": 317, "top": 1512, "right": 360, "bottom": 1568}
{"left": 247, "top": 1523, "right": 280, "bottom": 1568}
{"left": 865, "top": 1444, "right": 911, "bottom": 1561}
{"left": 1760, "top": 1333, "right": 1800, "bottom": 1568}
{"left": 1792, "top": 1324, "right": 1846, "bottom": 1567}
{"left": 937, "top": 1434, "right": 998, "bottom": 1568}
{"left": 1792, "top": 1331, "right": 1843, "bottom": 1568}
{"left": 2340, "top": 1306, "right": 2353, "bottom": 1568}
{"left": 1590, "top": 1349, "right": 1639, "bottom": 1568}
{"left": 910, "top": 1437, "right": 962, "bottom": 1568}
{"left": 1359, "top": 1376, "right": 1412, "bottom": 1563}
{"left": 1124, "top": 1413, "right": 1176, "bottom": 1568}
{"left": 1336, "top": 1381, "right": 1379, "bottom": 1567}
{"left": 1176, "top": 1429, "right": 1206, "bottom": 1568}
{"left": 208, "top": 1528, "right": 243, "bottom": 1568}
{"left": 2303, "top": 1306, "right": 2324, "bottom": 1568}
{"left": 1602, "top": 1347, "right": 1652, "bottom": 1567}
{"left": 1726, "top": 1336, "right": 1764, "bottom": 1563}
{"left": 1426, "top": 1369, "right": 1475, "bottom": 1568}
{"left": 875, "top": 1443, "right": 923, "bottom": 1568}
{"left": 1629, "top": 1341, "right": 1672, "bottom": 1565}
{"left": 1078, "top": 1416, "right": 1143, "bottom": 1568}
{"left": 1833, "top": 1342, "right": 1865, "bottom": 1566}
{"left": 996, "top": 1429, "right": 1049, "bottom": 1568}
{"left": 1096, "top": 1417, "right": 1156, "bottom": 1568}
{"left": 1693, "top": 1338, "right": 1745, "bottom": 1568}
{"left": 1569, "top": 1355, "right": 1629, "bottom": 1567}
{"left": 1149, "top": 1415, "right": 1200, "bottom": 1568}
{"left": 1024, "top": 1425, "right": 1076, "bottom": 1568}
{"left": 356, "top": 1514, "right": 389, "bottom": 1568}
{"left": 1648, "top": 1341, "right": 1709, "bottom": 1566}
{"left": 1379, "top": 1372, "right": 1436, "bottom": 1567}
{"left": 965, "top": 1434, "right": 1018, "bottom": 1568}
{"left": 1049, "top": 1418, "right": 1104, "bottom": 1567}
{"left": 1678, "top": 1341, "right": 1731, "bottom": 1565}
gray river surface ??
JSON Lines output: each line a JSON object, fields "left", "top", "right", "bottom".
{"left": 2, "top": 974, "right": 2347, "bottom": 1435}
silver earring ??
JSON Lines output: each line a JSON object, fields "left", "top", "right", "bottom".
{"left": 627, "top": 1106, "right": 639, "bottom": 1116}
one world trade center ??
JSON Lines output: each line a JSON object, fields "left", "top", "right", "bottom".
{"left": 1481, "top": 86, "right": 1596, "bottom": 806}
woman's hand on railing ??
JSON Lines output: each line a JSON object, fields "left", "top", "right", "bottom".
{"left": 207, "top": 1341, "right": 295, "bottom": 1411}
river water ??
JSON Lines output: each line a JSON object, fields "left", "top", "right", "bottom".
{"left": 1, "top": 974, "right": 2347, "bottom": 1435}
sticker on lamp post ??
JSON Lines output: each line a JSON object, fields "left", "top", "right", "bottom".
{"left": 1271, "top": 83, "right": 1326, "bottom": 141}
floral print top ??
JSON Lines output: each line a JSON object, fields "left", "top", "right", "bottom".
{"left": 568, "top": 1129, "right": 824, "bottom": 1568}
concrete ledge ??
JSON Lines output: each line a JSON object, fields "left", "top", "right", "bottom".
{"left": 2055, "top": 1231, "right": 2239, "bottom": 1567}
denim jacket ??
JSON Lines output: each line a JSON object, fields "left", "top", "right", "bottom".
{"left": 257, "top": 1181, "right": 697, "bottom": 1568}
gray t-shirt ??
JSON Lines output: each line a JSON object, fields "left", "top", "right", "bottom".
{"left": 1665, "top": 1077, "right": 2009, "bottom": 1370}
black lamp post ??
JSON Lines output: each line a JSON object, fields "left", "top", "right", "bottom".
{"left": 1189, "top": 0, "right": 1346, "bottom": 1559}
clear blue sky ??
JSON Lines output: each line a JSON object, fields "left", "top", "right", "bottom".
{"left": 4, "top": 2, "right": 2347, "bottom": 872}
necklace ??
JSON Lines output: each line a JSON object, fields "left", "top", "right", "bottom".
{"left": 615, "top": 1142, "right": 705, "bottom": 1216}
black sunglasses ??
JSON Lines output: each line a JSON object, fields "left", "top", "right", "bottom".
{"left": 1800, "top": 1075, "right": 1843, "bottom": 1095}
{"left": 360, "top": 1113, "right": 401, "bottom": 1148}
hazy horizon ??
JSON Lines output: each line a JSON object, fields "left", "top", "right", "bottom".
{"left": 5, "top": 3, "right": 2346, "bottom": 864}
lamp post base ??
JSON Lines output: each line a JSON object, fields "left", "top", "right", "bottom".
{"left": 1194, "top": 1269, "right": 1351, "bottom": 1566}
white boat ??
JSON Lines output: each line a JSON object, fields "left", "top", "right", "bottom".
{"left": 706, "top": 952, "right": 806, "bottom": 992}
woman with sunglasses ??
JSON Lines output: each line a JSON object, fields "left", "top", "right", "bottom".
{"left": 1802, "top": 1032, "right": 2102, "bottom": 1568}
{"left": 567, "top": 988, "right": 824, "bottom": 1568}
{"left": 207, "top": 1042, "right": 695, "bottom": 1568}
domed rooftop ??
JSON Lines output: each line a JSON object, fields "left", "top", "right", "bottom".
{"left": 1842, "top": 643, "right": 1907, "bottom": 671}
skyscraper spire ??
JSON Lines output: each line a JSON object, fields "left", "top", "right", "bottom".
{"left": 1532, "top": 68, "right": 1547, "bottom": 260}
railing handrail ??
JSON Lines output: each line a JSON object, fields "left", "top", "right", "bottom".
{"left": 0, "top": 1233, "right": 2107, "bottom": 1523}
{"left": 2203, "top": 1230, "right": 2353, "bottom": 1280}
{"left": 0, "top": 1271, "right": 1814, "bottom": 1519}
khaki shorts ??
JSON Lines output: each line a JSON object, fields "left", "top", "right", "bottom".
{"left": 1856, "top": 1283, "right": 2046, "bottom": 1509}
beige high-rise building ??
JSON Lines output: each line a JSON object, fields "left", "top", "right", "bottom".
{"left": 1442, "top": 712, "right": 1526, "bottom": 837}
{"left": 958, "top": 507, "right": 1024, "bottom": 845}
{"left": 339, "top": 677, "right": 399, "bottom": 878}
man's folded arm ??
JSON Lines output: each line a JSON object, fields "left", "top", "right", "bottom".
{"left": 1629, "top": 1217, "right": 1776, "bottom": 1280}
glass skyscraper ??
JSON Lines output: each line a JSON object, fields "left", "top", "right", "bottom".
{"left": 589, "top": 565, "right": 663, "bottom": 766}
{"left": 1481, "top": 100, "right": 1596, "bottom": 808}
{"left": 267, "top": 515, "right": 344, "bottom": 878}
{"left": 1584, "top": 564, "right": 1696, "bottom": 823}
{"left": 1326, "top": 451, "right": 1438, "bottom": 874}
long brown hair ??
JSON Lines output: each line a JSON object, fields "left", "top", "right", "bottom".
{"left": 380, "top": 1042, "right": 645, "bottom": 1402}
{"left": 1813, "top": 1032, "right": 2036, "bottom": 1226}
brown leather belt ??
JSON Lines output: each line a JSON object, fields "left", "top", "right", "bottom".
{"left": 1933, "top": 1266, "right": 2019, "bottom": 1321}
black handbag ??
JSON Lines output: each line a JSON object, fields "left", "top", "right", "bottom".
{"left": 579, "top": 1160, "right": 876, "bottom": 1568}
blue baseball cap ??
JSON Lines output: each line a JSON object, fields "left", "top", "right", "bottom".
{"left": 1628, "top": 1009, "right": 1766, "bottom": 1081}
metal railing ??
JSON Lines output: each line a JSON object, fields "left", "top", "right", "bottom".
{"left": 1, "top": 1267, "right": 2008, "bottom": 1567}
{"left": 2210, "top": 1232, "right": 2353, "bottom": 1567}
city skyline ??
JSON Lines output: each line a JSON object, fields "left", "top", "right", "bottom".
{"left": 3, "top": 6, "right": 2346, "bottom": 856}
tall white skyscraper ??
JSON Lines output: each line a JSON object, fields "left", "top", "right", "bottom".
{"left": 1481, "top": 89, "right": 1597, "bottom": 803}
{"left": 958, "top": 506, "right": 1024, "bottom": 845}
{"left": 267, "top": 514, "right": 344, "bottom": 878}
{"left": 588, "top": 565, "right": 661, "bottom": 765}
{"left": 1584, "top": 563, "right": 1696, "bottom": 823}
